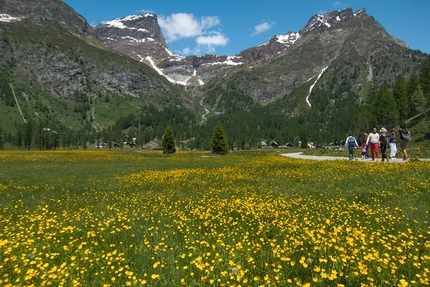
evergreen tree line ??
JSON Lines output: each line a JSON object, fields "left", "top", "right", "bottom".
{"left": 358, "top": 72, "right": 429, "bottom": 133}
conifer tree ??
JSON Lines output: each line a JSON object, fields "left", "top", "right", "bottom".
{"left": 407, "top": 73, "right": 420, "bottom": 118}
{"left": 16, "top": 127, "right": 23, "bottom": 149}
{"left": 371, "top": 83, "right": 398, "bottom": 127}
{"left": 0, "top": 124, "right": 3, "bottom": 149}
{"left": 411, "top": 85, "right": 427, "bottom": 115}
{"left": 419, "top": 56, "right": 430, "bottom": 100}
{"left": 393, "top": 75, "right": 408, "bottom": 121}
{"left": 162, "top": 125, "right": 176, "bottom": 154}
{"left": 210, "top": 121, "right": 229, "bottom": 154}
{"left": 24, "top": 121, "right": 33, "bottom": 150}
{"left": 300, "top": 133, "right": 308, "bottom": 149}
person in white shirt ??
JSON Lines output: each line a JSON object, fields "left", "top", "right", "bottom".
{"left": 366, "top": 127, "right": 380, "bottom": 161}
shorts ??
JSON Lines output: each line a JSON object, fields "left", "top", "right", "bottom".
{"left": 400, "top": 140, "right": 407, "bottom": 150}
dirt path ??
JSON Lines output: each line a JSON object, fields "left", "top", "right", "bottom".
{"left": 279, "top": 152, "right": 428, "bottom": 162}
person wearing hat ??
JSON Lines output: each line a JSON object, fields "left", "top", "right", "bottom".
{"left": 389, "top": 128, "right": 397, "bottom": 159}
{"left": 379, "top": 127, "right": 389, "bottom": 162}
{"left": 366, "top": 127, "right": 380, "bottom": 161}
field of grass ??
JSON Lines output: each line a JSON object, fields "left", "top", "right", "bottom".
{"left": 0, "top": 150, "right": 429, "bottom": 286}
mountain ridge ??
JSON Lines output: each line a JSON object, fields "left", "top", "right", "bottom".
{"left": 93, "top": 6, "right": 417, "bottom": 98}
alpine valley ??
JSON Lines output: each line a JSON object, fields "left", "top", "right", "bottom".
{"left": 1, "top": 0, "right": 429, "bottom": 150}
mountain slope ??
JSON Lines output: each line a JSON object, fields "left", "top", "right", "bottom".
{"left": 196, "top": 8, "right": 425, "bottom": 106}
{"left": 0, "top": 0, "right": 193, "bottom": 131}
{"left": 96, "top": 7, "right": 425, "bottom": 105}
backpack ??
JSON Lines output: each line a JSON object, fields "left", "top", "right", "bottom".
{"left": 399, "top": 128, "right": 411, "bottom": 142}
{"left": 347, "top": 136, "right": 355, "bottom": 147}
{"left": 380, "top": 134, "right": 389, "bottom": 145}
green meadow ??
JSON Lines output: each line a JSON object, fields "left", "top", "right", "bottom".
{"left": 0, "top": 150, "right": 429, "bottom": 286}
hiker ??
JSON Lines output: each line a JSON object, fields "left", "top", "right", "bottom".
{"left": 398, "top": 122, "right": 411, "bottom": 161}
{"left": 379, "top": 127, "right": 389, "bottom": 162}
{"left": 366, "top": 127, "right": 380, "bottom": 161}
{"left": 345, "top": 134, "right": 359, "bottom": 160}
{"left": 389, "top": 128, "right": 397, "bottom": 159}
{"left": 361, "top": 133, "right": 369, "bottom": 159}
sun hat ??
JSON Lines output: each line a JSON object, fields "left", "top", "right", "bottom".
{"left": 380, "top": 127, "right": 387, "bottom": 132}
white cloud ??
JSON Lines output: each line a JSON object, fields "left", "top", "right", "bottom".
{"left": 332, "top": 2, "right": 348, "bottom": 7}
{"left": 158, "top": 13, "right": 202, "bottom": 41}
{"left": 158, "top": 13, "right": 228, "bottom": 55}
{"left": 252, "top": 22, "right": 273, "bottom": 36}
{"left": 196, "top": 31, "right": 228, "bottom": 54}
{"left": 200, "top": 16, "right": 221, "bottom": 30}
{"left": 197, "top": 32, "right": 228, "bottom": 46}
{"left": 182, "top": 47, "right": 192, "bottom": 55}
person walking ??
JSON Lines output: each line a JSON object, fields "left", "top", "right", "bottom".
{"left": 362, "top": 133, "right": 369, "bottom": 159}
{"left": 345, "top": 133, "right": 359, "bottom": 160}
{"left": 366, "top": 127, "right": 380, "bottom": 161}
{"left": 361, "top": 143, "right": 367, "bottom": 159}
{"left": 398, "top": 122, "right": 411, "bottom": 161}
{"left": 389, "top": 128, "right": 397, "bottom": 159}
{"left": 379, "top": 127, "right": 389, "bottom": 162}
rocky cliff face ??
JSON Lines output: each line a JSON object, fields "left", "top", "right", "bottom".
{"left": 94, "top": 13, "right": 171, "bottom": 64}
{"left": 0, "top": 0, "right": 97, "bottom": 41}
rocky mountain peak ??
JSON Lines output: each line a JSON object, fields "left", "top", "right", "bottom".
{"left": 94, "top": 13, "right": 176, "bottom": 65}
{"left": 238, "top": 31, "right": 300, "bottom": 62}
{"left": 237, "top": 8, "right": 367, "bottom": 63}
{"left": 299, "top": 8, "right": 355, "bottom": 37}
{"left": 0, "top": 0, "right": 96, "bottom": 39}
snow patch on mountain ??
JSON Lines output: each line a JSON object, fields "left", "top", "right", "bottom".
{"left": 102, "top": 14, "right": 155, "bottom": 29}
{"left": 121, "top": 36, "right": 154, "bottom": 43}
{"left": 193, "top": 70, "right": 205, "bottom": 85}
{"left": 316, "top": 14, "right": 333, "bottom": 28}
{"left": 276, "top": 32, "right": 300, "bottom": 46}
{"left": 142, "top": 56, "right": 204, "bottom": 86}
{"left": 203, "top": 56, "right": 243, "bottom": 66}
{"left": 0, "top": 13, "right": 21, "bottom": 22}
{"left": 144, "top": 56, "right": 188, "bottom": 85}
{"left": 306, "top": 66, "right": 329, "bottom": 107}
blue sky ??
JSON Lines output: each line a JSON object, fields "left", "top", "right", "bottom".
{"left": 62, "top": 0, "right": 430, "bottom": 56}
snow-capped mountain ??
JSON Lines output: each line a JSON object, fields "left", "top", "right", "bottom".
{"left": 95, "top": 13, "right": 175, "bottom": 65}
{"left": 95, "top": 8, "right": 393, "bottom": 87}
{"left": 95, "top": 13, "right": 244, "bottom": 86}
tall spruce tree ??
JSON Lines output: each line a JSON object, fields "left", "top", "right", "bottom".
{"left": 210, "top": 121, "right": 229, "bottom": 154}
{"left": 162, "top": 125, "right": 176, "bottom": 154}
{"left": 407, "top": 73, "right": 420, "bottom": 118}
{"left": 16, "top": 127, "right": 23, "bottom": 149}
{"left": 419, "top": 56, "right": 430, "bottom": 101}
{"left": 0, "top": 124, "right": 3, "bottom": 149}
{"left": 393, "top": 75, "right": 409, "bottom": 121}
{"left": 371, "top": 83, "right": 398, "bottom": 127}
{"left": 411, "top": 85, "right": 427, "bottom": 115}
{"left": 24, "top": 121, "right": 33, "bottom": 150}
